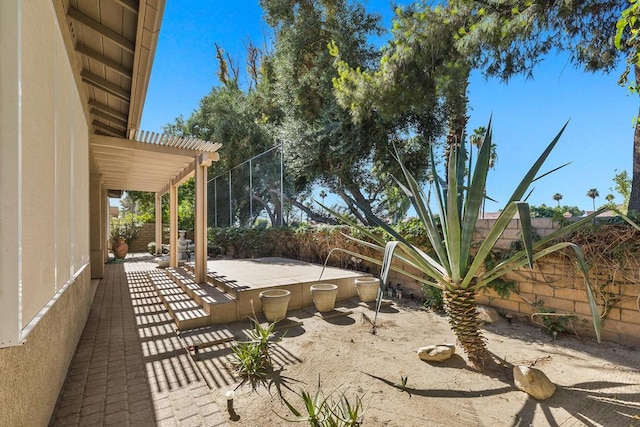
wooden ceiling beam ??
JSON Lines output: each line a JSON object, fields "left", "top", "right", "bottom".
{"left": 76, "top": 43, "right": 131, "bottom": 79}
{"left": 90, "top": 109, "right": 128, "bottom": 128}
{"left": 81, "top": 70, "right": 131, "bottom": 103}
{"left": 93, "top": 120, "right": 126, "bottom": 137}
{"left": 113, "top": 0, "right": 139, "bottom": 15}
{"left": 88, "top": 99, "right": 128, "bottom": 122}
{"left": 67, "top": 7, "right": 135, "bottom": 53}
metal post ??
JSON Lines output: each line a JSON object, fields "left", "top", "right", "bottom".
{"left": 214, "top": 179, "right": 218, "bottom": 228}
{"left": 249, "top": 158, "right": 253, "bottom": 226}
{"left": 229, "top": 170, "right": 232, "bottom": 227}
{"left": 280, "top": 142, "right": 284, "bottom": 227}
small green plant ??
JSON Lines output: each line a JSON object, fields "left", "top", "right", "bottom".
{"left": 278, "top": 379, "right": 365, "bottom": 426}
{"left": 398, "top": 375, "right": 410, "bottom": 397}
{"left": 230, "top": 316, "right": 277, "bottom": 389}
{"left": 110, "top": 213, "right": 143, "bottom": 246}
{"left": 531, "top": 300, "right": 575, "bottom": 339}
{"left": 421, "top": 284, "right": 444, "bottom": 312}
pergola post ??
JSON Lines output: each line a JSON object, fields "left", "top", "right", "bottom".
{"left": 169, "top": 183, "right": 178, "bottom": 267}
{"left": 155, "top": 192, "right": 162, "bottom": 256}
{"left": 194, "top": 153, "right": 211, "bottom": 284}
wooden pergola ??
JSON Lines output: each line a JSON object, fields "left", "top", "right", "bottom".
{"left": 91, "top": 129, "right": 222, "bottom": 284}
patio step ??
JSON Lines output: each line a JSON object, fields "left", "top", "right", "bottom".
{"left": 181, "top": 263, "right": 247, "bottom": 299}
{"left": 165, "top": 267, "right": 238, "bottom": 324}
{"left": 148, "top": 270, "right": 210, "bottom": 331}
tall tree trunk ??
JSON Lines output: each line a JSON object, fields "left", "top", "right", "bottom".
{"left": 629, "top": 63, "right": 640, "bottom": 214}
{"left": 443, "top": 288, "right": 490, "bottom": 370}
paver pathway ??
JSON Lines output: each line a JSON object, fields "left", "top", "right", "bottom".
{"left": 49, "top": 255, "right": 230, "bottom": 426}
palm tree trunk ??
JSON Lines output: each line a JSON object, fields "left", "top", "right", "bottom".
{"left": 629, "top": 63, "right": 640, "bottom": 214}
{"left": 444, "top": 288, "right": 490, "bottom": 370}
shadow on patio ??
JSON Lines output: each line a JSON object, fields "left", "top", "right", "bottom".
{"left": 49, "top": 254, "right": 230, "bottom": 426}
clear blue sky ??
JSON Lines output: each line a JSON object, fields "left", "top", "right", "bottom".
{"left": 141, "top": 1, "right": 638, "bottom": 212}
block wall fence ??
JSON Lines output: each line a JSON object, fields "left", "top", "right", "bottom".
{"left": 385, "top": 217, "right": 640, "bottom": 346}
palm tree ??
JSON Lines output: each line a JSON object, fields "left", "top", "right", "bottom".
{"left": 586, "top": 188, "right": 600, "bottom": 212}
{"left": 330, "top": 121, "right": 612, "bottom": 370}
{"left": 319, "top": 190, "right": 327, "bottom": 205}
{"left": 605, "top": 193, "right": 615, "bottom": 208}
{"left": 553, "top": 193, "right": 563, "bottom": 207}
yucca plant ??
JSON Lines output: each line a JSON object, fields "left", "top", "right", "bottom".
{"left": 326, "top": 120, "right": 637, "bottom": 369}
{"left": 230, "top": 316, "right": 277, "bottom": 388}
{"left": 278, "top": 378, "right": 364, "bottom": 426}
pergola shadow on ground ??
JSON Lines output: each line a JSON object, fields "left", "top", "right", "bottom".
{"left": 50, "top": 255, "right": 230, "bottom": 426}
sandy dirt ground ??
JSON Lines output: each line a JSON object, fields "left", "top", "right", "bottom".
{"left": 194, "top": 298, "right": 640, "bottom": 427}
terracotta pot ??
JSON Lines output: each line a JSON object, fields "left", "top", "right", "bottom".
{"left": 113, "top": 239, "right": 129, "bottom": 260}
{"left": 310, "top": 283, "right": 338, "bottom": 312}
{"left": 355, "top": 277, "right": 380, "bottom": 302}
{"left": 259, "top": 289, "right": 291, "bottom": 322}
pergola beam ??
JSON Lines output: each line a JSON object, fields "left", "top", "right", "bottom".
{"left": 67, "top": 7, "right": 135, "bottom": 53}
{"left": 160, "top": 160, "right": 196, "bottom": 196}
{"left": 92, "top": 135, "right": 208, "bottom": 159}
{"left": 76, "top": 43, "right": 132, "bottom": 79}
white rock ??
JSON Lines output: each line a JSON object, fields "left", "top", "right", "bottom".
{"left": 476, "top": 305, "right": 503, "bottom": 324}
{"left": 417, "top": 344, "right": 456, "bottom": 362}
{"left": 513, "top": 366, "right": 556, "bottom": 400}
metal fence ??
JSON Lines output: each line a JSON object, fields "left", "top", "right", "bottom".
{"left": 208, "top": 144, "right": 284, "bottom": 228}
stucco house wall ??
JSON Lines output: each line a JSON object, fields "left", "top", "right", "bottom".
{"left": 0, "top": 1, "right": 96, "bottom": 425}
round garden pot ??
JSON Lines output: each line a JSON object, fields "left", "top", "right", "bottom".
{"left": 113, "top": 239, "right": 129, "bottom": 260}
{"left": 310, "top": 283, "right": 339, "bottom": 312}
{"left": 259, "top": 289, "right": 291, "bottom": 322}
{"left": 355, "top": 277, "right": 380, "bottom": 302}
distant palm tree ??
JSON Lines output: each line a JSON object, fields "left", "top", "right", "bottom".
{"left": 319, "top": 190, "right": 327, "bottom": 205}
{"left": 605, "top": 193, "right": 615, "bottom": 207}
{"left": 553, "top": 193, "right": 563, "bottom": 207}
{"left": 586, "top": 188, "right": 600, "bottom": 212}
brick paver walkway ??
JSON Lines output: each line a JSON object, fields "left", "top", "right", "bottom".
{"left": 49, "top": 255, "right": 230, "bottom": 426}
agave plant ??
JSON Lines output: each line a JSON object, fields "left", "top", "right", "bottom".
{"left": 327, "top": 120, "right": 627, "bottom": 369}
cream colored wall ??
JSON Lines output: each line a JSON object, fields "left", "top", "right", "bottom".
{"left": 0, "top": 0, "right": 96, "bottom": 425}
{"left": 21, "top": 0, "right": 90, "bottom": 327}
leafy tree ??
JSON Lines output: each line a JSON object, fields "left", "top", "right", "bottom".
{"left": 258, "top": 0, "right": 430, "bottom": 225}
{"left": 587, "top": 188, "right": 600, "bottom": 211}
{"left": 612, "top": 169, "right": 632, "bottom": 210}
{"left": 333, "top": 3, "right": 469, "bottom": 174}
{"left": 529, "top": 203, "right": 583, "bottom": 219}
{"left": 605, "top": 193, "right": 616, "bottom": 208}
{"left": 552, "top": 193, "right": 563, "bottom": 207}
{"left": 447, "top": 0, "right": 640, "bottom": 213}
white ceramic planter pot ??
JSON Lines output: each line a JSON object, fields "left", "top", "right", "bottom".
{"left": 355, "top": 277, "right": 380, "bottom": 302}
{"left": 310, "top": 283, "right": 339, "bottom": 312}
{"left": 259, "top": 289, "right": 291, "bottom": 322}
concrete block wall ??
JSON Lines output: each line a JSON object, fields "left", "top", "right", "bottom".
{"left": 472, "top": 218, "right": 640, "bottom": 346}
{"left": 128, "top": 223, "right": 156, "bottom": 252}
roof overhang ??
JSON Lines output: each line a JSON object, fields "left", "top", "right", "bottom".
{"left": 55, "top": 0, "right": 224, "bottom": 194}
{"left": 60, "top": 0, "right": 165, "bottom": 137}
